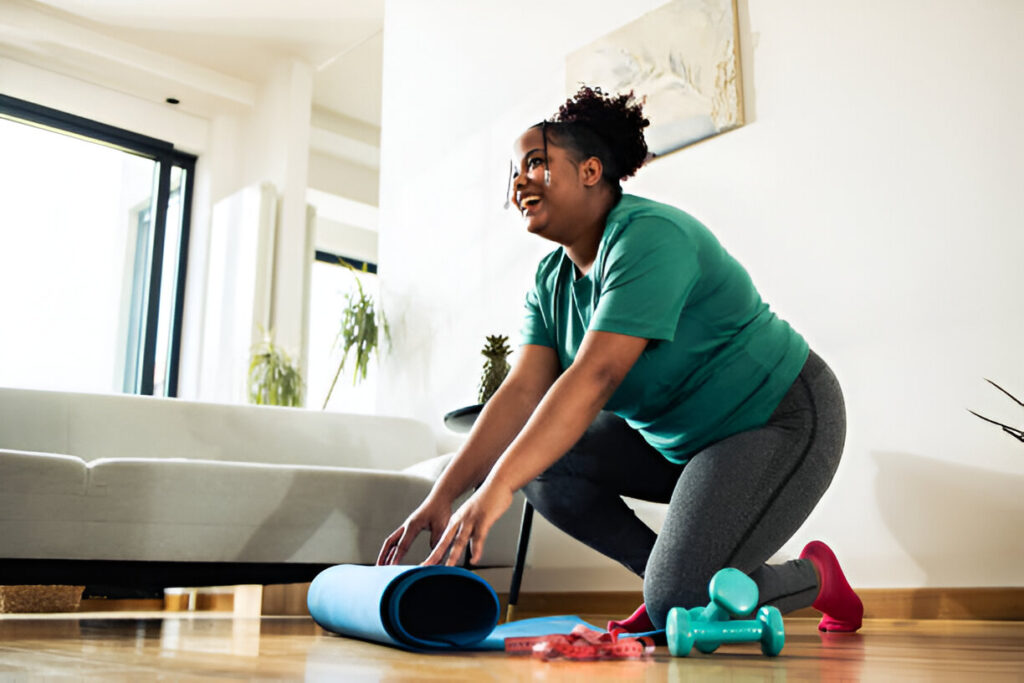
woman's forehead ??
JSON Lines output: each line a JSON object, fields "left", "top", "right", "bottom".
{"left": 513, "top": 126, "right": 546, "bottom": 157}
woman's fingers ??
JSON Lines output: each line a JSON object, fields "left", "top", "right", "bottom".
{"left": 468, "top": 523, "right": 490, "bottom": 565}
{"left": 420, "top": 487, "right": 508, "bottom": 567}
{"left": 376, "top": 527, "right": 404, "bottom": 566}
{"left": 423, "top": 513, "right": 466, "bottom": 566}
{"left": 422, "top": 524, "right": 451, "bottom": 565}
{"left": 422, "top": 513, "right": 491, "bottom": 567}
{"left": 391, "top": 524, "right": 423, "bottom": 565}
{"left": 443, "top": 521, "right": 473, "bottom": 567}
{"left": 380, "top": 518, "right": 429, "bottom": 566}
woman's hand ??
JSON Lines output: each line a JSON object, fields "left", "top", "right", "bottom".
{"left": 422, "top": 480, "right": 514, "bottom": 567}
{"left": 377, "top": 494, "right": 452, "bottom": 566}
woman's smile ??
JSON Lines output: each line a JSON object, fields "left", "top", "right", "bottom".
{"left": 519, "top": 194, "right": 543, "bottom": 217}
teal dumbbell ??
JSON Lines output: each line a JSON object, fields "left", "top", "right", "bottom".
{"left": 667, "top": 604, "right": 786, "bottom": 657}
{"left": 685, "top": 568, "right": 760, "bottom": 654}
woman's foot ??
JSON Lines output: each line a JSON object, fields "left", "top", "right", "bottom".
{"left": 607, "top": 602, "right": 654, "bottom": 634}
{"left": 801, "top": 540, "right": 863, "bottom": 632}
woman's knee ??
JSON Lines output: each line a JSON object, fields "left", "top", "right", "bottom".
{"left": 643, "top": 583, "right": 706, "bottom": 630}
{"left": 643, "top": 567, "right": 708, "bottom": 629}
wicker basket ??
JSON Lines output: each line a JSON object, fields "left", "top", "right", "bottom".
{"left": 0, "top": 585, "right": 85, "bottom": 613}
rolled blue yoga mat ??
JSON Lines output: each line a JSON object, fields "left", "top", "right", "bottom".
{"left": 307, "top": 564, "right": 603, "bottom": 652}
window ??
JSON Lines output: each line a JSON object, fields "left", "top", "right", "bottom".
{"left": 0, "top": 95, "right": 195, "bottom": 397}
{"left": 306, "top": 253, "right": 379, "bottom": 414}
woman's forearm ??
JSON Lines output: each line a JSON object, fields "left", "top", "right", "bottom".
{"left": 484, "top": 330, "right": 648, "bottom": 494}
{"left": 431, "top": 375, "right": 548, "bottom": 503}
{"left": 484, "top": 362, "right": 618, "bottom": 494}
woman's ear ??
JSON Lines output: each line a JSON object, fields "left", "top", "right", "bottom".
{"left": 579, "top": 156, "right": 604, "bottom": 187}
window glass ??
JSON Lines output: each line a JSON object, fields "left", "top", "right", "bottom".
{"left": 0, "top": 117, "right": 159, "bottom": 394}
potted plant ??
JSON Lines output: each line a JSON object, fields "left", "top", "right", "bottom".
{"left": 478, "top": 334, "right": 512, "bottom": 404}
{"left": 443, "top": 334, "right": 513, "bottom": 433}
{"left": 248, "top": 331, "right": 304, "bottom": 407}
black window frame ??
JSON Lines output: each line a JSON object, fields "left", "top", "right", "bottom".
{"left": 0, "top": 93, "right": 196, "bottom": 397}
{"left": 314, "top": 250, "right": 378, "bottom": 274}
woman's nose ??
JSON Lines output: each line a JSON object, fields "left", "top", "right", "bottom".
{"left": 513, "top": 166, "right": 527, "bottom": 189}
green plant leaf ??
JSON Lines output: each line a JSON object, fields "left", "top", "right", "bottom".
{"left": 322, "top": 260, "right": 391, "bottom": 408}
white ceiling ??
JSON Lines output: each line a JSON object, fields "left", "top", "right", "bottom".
{"left": 4, "top": 0, "right": 385, "bottom": 127}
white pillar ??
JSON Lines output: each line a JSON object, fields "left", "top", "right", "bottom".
{"left": 261, "top": 60, "right": 314, "bottom": 362}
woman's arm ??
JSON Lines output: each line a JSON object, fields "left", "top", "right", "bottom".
{"left": 423, "top": 329, "right": 648, "bottom": 566}
{"left": 431, "top": 344, "right": 561, "bottom": 502}
{"left": 377, "top": 343, "right": 560, "bottom": 565}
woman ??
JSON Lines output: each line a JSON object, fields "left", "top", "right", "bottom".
{"left": 378, "top": 87, "right": 863, "bottom": 633}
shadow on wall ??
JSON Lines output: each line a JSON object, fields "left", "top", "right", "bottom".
{"left": 873, "top": 451, "right": 1024, "bottom": 592}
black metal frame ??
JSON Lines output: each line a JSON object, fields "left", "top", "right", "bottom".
{"left": 0, "top": 94, "right": 197, "bottom": 398}
{"left": 314, "top": 250, "right": 378, "bottom": 274}
{"left": 164, "top": 158, "right": 196, "bottom": 397}
{"left": 506, "top": 501, "right": 534, "bottom": 619}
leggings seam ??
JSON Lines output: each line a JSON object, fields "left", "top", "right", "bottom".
{"left": 724, "top": 371, "right": 819, "bottom": 569}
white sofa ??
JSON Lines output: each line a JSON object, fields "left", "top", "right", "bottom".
{"left": 0, "top": 387, "right": 522, "bottom": 590}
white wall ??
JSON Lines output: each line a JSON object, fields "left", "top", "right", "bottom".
{"left": 377, "top": 0, "right": 1024, "bottom": 590}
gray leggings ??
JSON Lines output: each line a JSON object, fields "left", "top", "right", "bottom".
{"left": 522, "top": 349, "right": 846, "bottom": 628}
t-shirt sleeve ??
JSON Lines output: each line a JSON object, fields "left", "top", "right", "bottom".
{"left": 520, "top": 284, "right": 555, "bottom": 348}
{"left": 590, "top": 217, "right": 699, "bottom": 341}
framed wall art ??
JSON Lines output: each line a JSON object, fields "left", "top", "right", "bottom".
{"left": 567, "top": 0, "right": 744, "bottom": 157}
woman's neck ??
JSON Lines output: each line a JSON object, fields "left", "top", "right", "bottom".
{"left": 565, "top": 189, "right": 619, "bottom": 277}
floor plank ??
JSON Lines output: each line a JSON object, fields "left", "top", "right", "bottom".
{"left": 0, "top": 613, "right": 1021, "bottom": 680}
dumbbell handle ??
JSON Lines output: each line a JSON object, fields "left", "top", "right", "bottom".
{"left": 700, "top": 602, "right": 732, "bottom": 622}
{"left": 692, "top": 619, "right": 765, "bottom": 645}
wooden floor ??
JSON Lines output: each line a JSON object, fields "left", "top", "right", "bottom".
{"left": 0, "top": 613, "right": 1021, "bottom": 681}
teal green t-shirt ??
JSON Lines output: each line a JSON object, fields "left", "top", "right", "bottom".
{"left": 520, "top": 194, "right": 809, "bottom": 463}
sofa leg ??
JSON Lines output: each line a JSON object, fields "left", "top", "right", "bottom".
{"left": 505, "top": 501, "right": 534, "bottom": 622}
{"left": 233, "top": 585, "right": 263, "bottom": 618}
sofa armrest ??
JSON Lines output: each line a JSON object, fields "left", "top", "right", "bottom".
{"left": 400, "top": 452, "right": 454, "bottom": 481}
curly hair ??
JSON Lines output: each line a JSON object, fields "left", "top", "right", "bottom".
{"left": 542, "top": 85, "right": 651, "bottom": 186}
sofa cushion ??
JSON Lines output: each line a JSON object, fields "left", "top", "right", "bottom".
{"left": 70, "top": 458, "right": 436, "bottom": 564}
{"left": 0, "top": 449, "right": 88, "bottom": 559}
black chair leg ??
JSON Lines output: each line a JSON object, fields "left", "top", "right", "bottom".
{"left": 505, "top": 500, "right": 534, "bottom": 622}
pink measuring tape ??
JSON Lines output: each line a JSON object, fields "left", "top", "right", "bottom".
{"left": 505, "top": 624, "right": 656, "bottom": 661}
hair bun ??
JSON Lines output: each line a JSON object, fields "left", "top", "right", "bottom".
{"left": 555, "top": 86, "right": 650, "bottom": 180}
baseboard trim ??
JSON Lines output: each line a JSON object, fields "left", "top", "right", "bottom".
{"left": 67, "top": 584, "right": 1024, "bottom": 621}
{"left": 498, "top": 587, "right": 1024, "bottom": 621}
{"left": 80, "top": 598, "right": 167, "bottom": 612}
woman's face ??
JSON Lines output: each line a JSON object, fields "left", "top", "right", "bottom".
{"left": 510, "top": 126, "right": 585, "bottom": 242}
